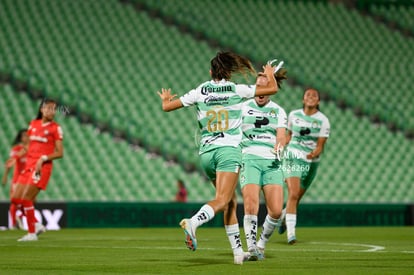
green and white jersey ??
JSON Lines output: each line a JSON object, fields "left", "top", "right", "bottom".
{"left": 241, "top": 99, "right": 287, "bottom": 159}
{"left": 180, "top": 79, "right": 256, "bottom": 154}
{"left": 285, "top": 109, "right": 330, "bottom": 163}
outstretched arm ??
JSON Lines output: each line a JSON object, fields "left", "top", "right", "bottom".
{"left": 157, "top": 88, "right": 184, "bottom": 112}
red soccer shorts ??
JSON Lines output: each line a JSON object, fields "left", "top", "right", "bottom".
{"left": 16, "top": 163, "right": 53, "bottom": 190}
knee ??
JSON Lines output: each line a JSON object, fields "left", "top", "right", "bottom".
{"left": 288, "top": 192, "right": 300, "bottom": 202}
{"left": 243, "top": 197, "right": 258, "bottom": 215}
{"left": 217, "top": 194, "right": 237, "bottom": 213}
{"left": 267, "top": 209, "right": 282, "bottom": 219}
{"left": 214, "top": 198, "right": 229, "bottom": 212}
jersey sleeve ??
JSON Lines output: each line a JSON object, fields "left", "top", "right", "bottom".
{"left": 27, "top": 120, "right": 35, "bottom": 136}
{"left": 53, "top": 124, "right": 64, "bottom": 141}
{"left": 9, "top": 147, "right": 17, "bottom": 158}
{"left": 320, "top": 117, "right": 330, "bottom": 137}
{"left": 236, "top": 84, "right": 256, "bottom": 99}
{"left": 179, "top": 88, "right": 198, "bottom": 107}
{"left": 277, "top": 108, "right": 288, "bottom": 128}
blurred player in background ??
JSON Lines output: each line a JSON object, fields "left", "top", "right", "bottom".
{"left": 175, "top": 179, "right": 188, "bottom": 203}
{"left": 279, "top": 88, "right": 330, "bottom": 244}
{"left": 2, "top": 129, "right": 29, "bottom": 229}
{"left": 240, "top": 68, "right": 288, "bottom": 260}
{"left": 158, "top": 51, "right": 278, "bottom": 264}
{"left": 12, "top": 99, "right": 64, "bottom": 241}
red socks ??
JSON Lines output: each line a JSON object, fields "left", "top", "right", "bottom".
{"left": 21, "top": 200, "right": 35, "bottom": 234}
{"left": 9, "top": 203, "right": 17, "bottom": 227}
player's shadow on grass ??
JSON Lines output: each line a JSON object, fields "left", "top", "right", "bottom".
{"left": 183, "top": 257, "right": 229, "bottom": 266}
{"left": 180, "top": 253, "right": 236, "bottom": 266}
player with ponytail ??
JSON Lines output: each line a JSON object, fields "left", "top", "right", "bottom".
{"left": 12, "top": 99, "right": 64, "bottom": 241}
{"left": 158, "top": 52, "right": 280, "bottom": 264}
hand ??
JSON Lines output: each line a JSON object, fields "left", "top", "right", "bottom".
{"left": 262, "top": 64, "right": 274, "bottom": 76}
{"left": 32, "top": 171, "right": 41, "bottom": 183}
{"left": 271, "top": 143, "right": 284, "bottom": 161}
{"left": 5, "top": 158, "right": 16, "bottom": 168}
{"left": 157, "top": 88, "right": 177, "bottom": 102}
{"left": 306, "top": 151, "right": 317, "bottom": 160}
{"left": 1, "top": 174, "right": 7, "bottom": 186}
{"left": 35, "top": 157, "right": 44, "bottom": 174}
{"left": 266, "top": 59, "right": 284, "bottom": 73}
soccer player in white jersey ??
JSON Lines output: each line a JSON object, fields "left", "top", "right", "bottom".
{"left": 240, "top": 71, "right": 288, "bottom": 260}
{"left": 279, "top": 88, "right": 330, "bottom": 244}
{"left": 157, "top": 52, "right": 279, "bottom": 264}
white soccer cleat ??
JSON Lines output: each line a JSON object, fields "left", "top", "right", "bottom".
{"left": 248, "top": 247, "right": 265, "bottom": 261}
{"left": 35, "top": 222, "right": 46, "bottom": 236}
{"left": 18, "top": 233, "right": 38, "bottom": 242}
{"left": 234, "top": 251, "right": 250, "bottom": 265}
{"left": 257, "top": 247, "right": 265, "bottom": 260}
{"left": 180, "top": 219, "right": 197, "bottom": 251}
{"left": 288, "top": 235, "right": 297, "bottom": 245}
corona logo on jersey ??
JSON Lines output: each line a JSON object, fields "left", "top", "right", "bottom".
{"left": 201, "top": 85, "right": 232, "bottom": 95}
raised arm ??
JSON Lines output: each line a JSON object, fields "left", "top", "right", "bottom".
{"left": 255, "top": 64, "right": 278, "bottom": 97}
{"left": 157, "top": 88, "right": 184, "bottom": 112}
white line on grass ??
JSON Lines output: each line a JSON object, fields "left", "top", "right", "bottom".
{"left": 309, "top": 242, "right": 385, "bottom": 252}
{"left": 1, "top": 242, "right": 385, "bottom": 253}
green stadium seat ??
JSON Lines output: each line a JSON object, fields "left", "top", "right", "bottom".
{"left": 1, "top": 0, "right": 413, "bottom": 204}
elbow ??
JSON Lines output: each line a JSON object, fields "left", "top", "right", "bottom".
{"left": 57, "top": 151, "right": 64, "bottom": 159}
{"left": 265, "top": 83, "right": 278, "bottom": 95}
{"left": 271, "top": 85, "right": 279, "bottom": 95}
{"left": 162, "top": 106, "right": 171, "bottom": 112}
{"left": 266, "top": 88, "right": 278, "bottom": 96}
{"left": 161, "top": 103, "right": 172, "bottom": 112}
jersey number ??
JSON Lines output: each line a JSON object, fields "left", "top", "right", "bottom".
{"left": 207, "top": 109, "right": 229, "bottom": 132}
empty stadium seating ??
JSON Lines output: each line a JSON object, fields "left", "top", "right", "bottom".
{"left": 0, "top": 0, "right": 413, "bottom": 203}
{"left": 0, "top": 84, "right": 213, "bottom": 202}
{"left": 135, "top": 0, "right": 414, "bottom": 134}
{"left": 369, "top": 3, "right": 414, "bottom": 33}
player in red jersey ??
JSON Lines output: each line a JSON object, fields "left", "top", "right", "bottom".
{"left": 12, "top": 99, "right": 64, "bottom": 241}
{"left": 2, "top": 129, "right": 29, "bottom": 229}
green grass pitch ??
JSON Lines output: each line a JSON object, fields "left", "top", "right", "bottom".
{"left": 0, "top": 227, "right": 413, "bottom": 274}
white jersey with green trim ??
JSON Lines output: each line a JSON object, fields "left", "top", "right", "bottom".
{"left": 241, "top": 99, "right": 287, "bottom": 159}
{"left": 180, "top": 79, "right": 256, "bottom": 154}
{"left": 286, "top": 109, "right": 330, "bottom": 162}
